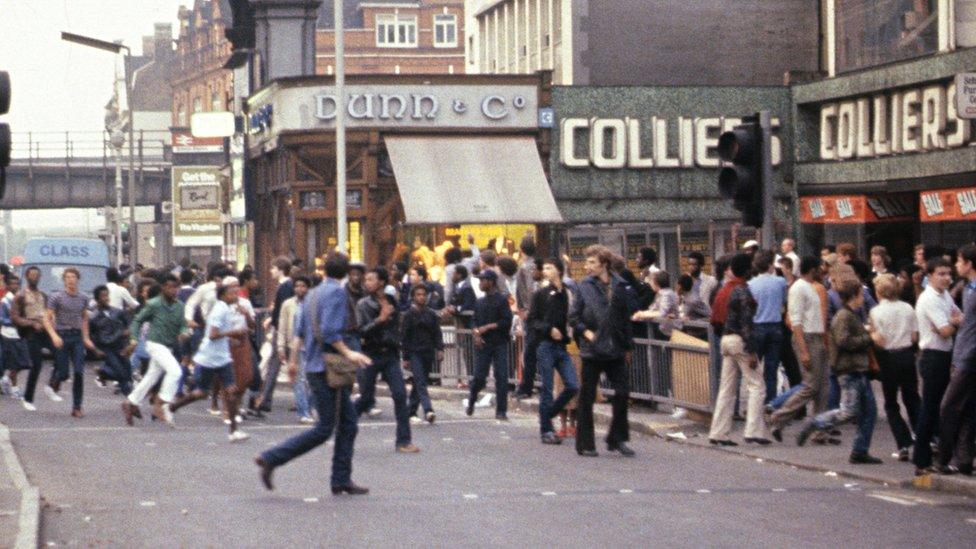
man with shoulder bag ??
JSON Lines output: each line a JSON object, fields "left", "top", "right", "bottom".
{"left": 256, "top": 252, "right": 373, "bottom": 495}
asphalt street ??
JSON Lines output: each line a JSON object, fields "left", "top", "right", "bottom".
{"left": 2, "top": 367, "right": 976, "bottom": 548}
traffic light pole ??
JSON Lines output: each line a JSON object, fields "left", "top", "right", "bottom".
{"left": 759, "top": 110, "right": 775, "bottom": 248}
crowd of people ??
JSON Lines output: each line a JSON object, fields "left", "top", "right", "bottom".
{"left": 1, "top": 233, "right": 973, "bottom": 493}
{"left": 705, "top": 238, "right": 976, "bottom": 476}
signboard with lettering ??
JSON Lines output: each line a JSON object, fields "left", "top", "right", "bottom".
{"left": 955, "top": 73, "right": 976, "bottom": 120}
{"left": 920, "top": 187, "right": 976, "bottom": 222}
{"left": 172, "top": 166, "right": 222, "bottom": 247}
{"left": 172, "top": 131, "right": 224, "bottom": 154}
{"left": 246, "top": 83, "right": 539, "bottom": 149}
{"left": 818, "top": 80, "right": 973, "bottom": 161}
{"left": 800, "top": 194, "right": 914, "bottom": 224}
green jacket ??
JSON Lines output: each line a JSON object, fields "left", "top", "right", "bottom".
{"left": 828, "top": 307, "right": 872, "bottom": 375}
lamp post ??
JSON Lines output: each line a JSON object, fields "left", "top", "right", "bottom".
{"left": 109, "top": 130, "right": 125, "bottom": 266}
{"left": 334, "top": 0, "right": 347, "bottom": 254}
{"left": 61, "top": 31, "right": 137, "bottom": 264}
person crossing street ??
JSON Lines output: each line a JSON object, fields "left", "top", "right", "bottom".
{"left": 43, "top": 268, "right": 98, "bottom": 417}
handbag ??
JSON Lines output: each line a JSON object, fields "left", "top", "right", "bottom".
{"left": 310, "top": 286, "right": 358, "bottom": 389}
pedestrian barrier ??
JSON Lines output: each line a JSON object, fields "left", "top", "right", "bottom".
{"left": 436, "top": 318, "right": 720, "bottom": 413}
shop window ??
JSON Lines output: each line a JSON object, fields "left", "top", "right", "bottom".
{"left": 835, "top": 0, "right": 939, "bottom": 74}
{"left": 434, "top": 14, "right": 458, "bottom": 47}
{"left": 192, "top": 96, "right": 202, "bottom": 114}
{"left": 211, "top": 91, "right": 222, "bottom": 111}
{"left": 376, "top": 14, "right": 418, "bottom": 48}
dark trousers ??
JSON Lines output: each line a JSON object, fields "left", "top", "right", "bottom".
{"left": 469, "top": 342, "right": 509, "bottom": 416}
{"left": 261, "top": 372, "right": 358, "bottom": 487}
{"left": 517, "top": 331, "right": 540, "bottom": 396}
{"left": 938, "top": 363, "right": 976, "bottom": 470}
{"left": 355, "top": 353, "right": 411, "bottom": 446}
{"left": 407, "top": 351, "right": 435, "bottom": 416}
{"left": 780, "top": 325, "right": 802, "bottom": 387}
{"left": 536, "top": 341, "right": 579, "bottom": 435}
{"left": 753, "top": 323, "right": 783, "bottom": 404}
{"left": 54, "top": 330, "right": 86, "bottom": 410}
{"left": 913, "top": 349, "right": 953, "bottom": 468}
{"left": 876, "top": 347, "right": 921, "bottom": 450}
{"left": 23, "top": 331, "right": 53, "bottom": 403}
{"left": 98, "top": 345, "right": 133, "bottom": 395}
{"left": 577, "top": 356, "right": 629, "bottom": 453}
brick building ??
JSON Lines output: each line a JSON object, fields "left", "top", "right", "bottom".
{"left": 170, "top": 0, "right": 234, "bottom": 128}
{"left": 316, "top": 0, "right": 466, "bottom": 75}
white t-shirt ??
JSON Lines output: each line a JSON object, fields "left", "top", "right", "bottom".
{"left": 870, "top": 299, "right": 917, "bottom": 350}
{"left": 107, "top": 282, "right": 139, "bottom": 311}
{"left": 787, "top": 278, "right": 824, "bottom": 335}
{"left": 916, "top": 286, "right": 960, "bottom": 352}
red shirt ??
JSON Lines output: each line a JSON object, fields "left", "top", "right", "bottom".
{"left": 710, "top": 276, "right": 746, "bottom": 327}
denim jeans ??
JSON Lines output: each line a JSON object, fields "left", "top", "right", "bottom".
{"left": 408, "top": 351, "right": 435, "bottom": 416}
{"left": 22, "top": 332, "right": 53, "bottom": 404}
{"left": 810, "top": 373, "right": 877, "bottom": 455}
{"left": 752, "top": 323, "right": 783, "bottom": 404}
{"left": 54, "top": 330, "right": 86, "bottom": 410}
{"left": 914, "top": 349, "right": 953, "bottom": 468}
{"left": 469, "top": 342, "right": 509, "bottom": 416}
{"left": 517, "top": 331, "right": 540, "bottom": 396}
{"left": 98, "top": 345, "right": 133, "bottom": 395}
{"left": 536, "top": 341, "right": 579, "bottom": 435}
{"left": 355, "top": 353, "right": 411, "bottom": 446}
{"left": 261, "top": 372, "right": 358, "bottom": 487}
{"left": 293, "top": 365, "right": 314, "bottom": 419}
{"left": 770, "top": 383, "right": 803, "bottom": 410}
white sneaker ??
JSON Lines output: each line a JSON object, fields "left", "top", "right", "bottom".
{"left": 299, "top": 416, "right": 316, "bottom": 424}
{"left": 476, "top": 394, "right": 493, "bottom": 408}
{"left": 21, "top": 400, "right": 36, "bottom": 412}
{"left": 0, "top": 377, "right": 11, "bottom": 395}
{"left": 208, "top": 408, "right": 221, "bottom": 416}
{"left": 44, "top": 385, "right": 63, "bottom": 402}
{"left": 409, "top": 416, "right": 422, "bottom": 425}
{"left": 161, "top": 403, "right": 175, "bottom": 427}
{"left": 235, "top": 414, "right": 244, "bottom": 424}
{"left": 9, "top": 386, "right": 21, "bottom": 399}
{"left": 228, "top": 430, "right": 250, "bottom": 443}
{"left": 368, "top": 407, "right": 382, "bottom": 418}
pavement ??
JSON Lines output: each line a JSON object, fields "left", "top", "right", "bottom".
{"left": 1, "top": 369, "right": 976, "bottom": 547}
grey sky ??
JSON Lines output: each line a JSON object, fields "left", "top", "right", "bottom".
{"left": 1, "top": 0, "right": 187, "bottom": 230}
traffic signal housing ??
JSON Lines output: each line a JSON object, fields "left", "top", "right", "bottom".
{"left": 717, "top": 115, "right": 764, "bottom": 228}
{"left": 1, "top": 70, "right": 10, "bottom": 200}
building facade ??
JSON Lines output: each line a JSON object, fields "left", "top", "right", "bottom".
{"left": 315, "top": 0, "right": 466, "bottom": 75}
{"left": 465, "top": 0, "right": 820, "bottom": 85}
{"left": 793, "top": 0, "right": 976, "bottom": 261}
{"left": 171, "top": 0, "right": 234, "bottom": 129}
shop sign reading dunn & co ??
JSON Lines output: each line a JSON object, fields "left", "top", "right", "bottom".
{"left": 247, "top": 84, "right": 539, "bottom": 147}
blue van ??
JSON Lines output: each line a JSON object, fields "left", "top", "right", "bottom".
{"left": 20, "top": 238, "right": 111, "bottom": 296}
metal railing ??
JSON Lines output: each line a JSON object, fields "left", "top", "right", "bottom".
{"left": 7, "top": 130, "right": 172, "bottom": 171}
{"left": 435, "top": 318, "right": 720, "bottom": 414}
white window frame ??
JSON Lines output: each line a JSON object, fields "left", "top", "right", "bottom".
{"left": 433, "top": 14, "right": 458, "bottom": 48}
{"left": 376, "top": 14, "right": 418, "bottom": 48}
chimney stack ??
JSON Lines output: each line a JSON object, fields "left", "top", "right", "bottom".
{"left": 250, "top": 0, "right": 322, "bottom": 87}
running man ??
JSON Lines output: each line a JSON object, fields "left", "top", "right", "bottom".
{"left": 121, "top": 275, "right": 190, "bottom": 427}
{"left": 44, "top": 268, "right": 98, "bottom": 418}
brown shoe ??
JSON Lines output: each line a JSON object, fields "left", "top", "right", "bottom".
{"left": 254, "top": 456, "right": 274, "bottom": 491}
{"left": 152, "top": 396, "right": 165, "bottom": 422}
{"left": 396, "top": 444, "right": 421, "bottom": 454}
{"left": 71, "top": 409, "right": 83, "bottom": 419}
{"left": 121, "top": 401, "right": 134, "bottom": 426}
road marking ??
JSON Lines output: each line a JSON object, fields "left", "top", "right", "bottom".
{"left": 303, "top": 497, "right": 319, "bottom": 503}
{"left": 868, "top": 494, "right": 917, "bottom": 507}
{"left": 500, "top": 436, "right": 511, "bottom": 440}
{"left": 966, "top": 518, "right": 976, "bottom": 525}
{"left": 824, "top": 471, "right": 838, "bottom": 477}
{"left": 772, "top": 488, "right": 787, "bottom": 493}
{"left": 541, "top": 491, "right": 557, "bottom": 496}
{"left": 619, "top": 489, "right": 633, "bottom": 494}
{"left": 463, "top": 494, "right": 478, "bottom": 500}
{"left": 145, "top": 442, "right": 157, "bottom": 447}
{"left": 441, "top": 437, "right": 454, "bottom": 442}
{"left": 139, "top": 501, "right": 156, "bottom": 507}
{"left": 9, "top": 418, "right": 504, "bottom": 434}
{"left": 696, "top": 489, "right": 711, "bottom": 494}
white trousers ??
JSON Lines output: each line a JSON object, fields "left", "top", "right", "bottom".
{"left": 128, "top": 341, "right": 182, "bottom": 405}
{"left": 708, "top": 334, "right": 768, "bottom": 440}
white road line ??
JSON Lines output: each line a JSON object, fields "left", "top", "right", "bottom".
{"left": 965, "top": 518, "right": 976, "bottom": 525}
{"left": 696, "top": 489, "right": 711, "bottom": 494}
{"left": 619, "top": 489, "right": 634, "bottom": 494}
{"left": 303, "top": 497, "right": 319, "bottom": 503}
{"left": 139, "top": 501, "right": 156, "bottom": 507}
{"left": 867, "top": 494, "right": 917, "bottom": 507}
{"left": 772, "top": 488, "right": 787, "bottom": 493}
{"left": 541, "top": 491, "right": 557, "bottom": 496}
{"left": 462, "top": 494, "right": 478, "bottom": 500}
{"left": 441, "top": 437, "right": 454, "bottom": 442}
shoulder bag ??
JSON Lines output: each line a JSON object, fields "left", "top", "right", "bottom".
{"left": 310, "top": 286, "right": 358, "bottom": 389}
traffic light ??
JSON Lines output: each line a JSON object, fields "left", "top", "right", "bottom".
{"left": 1, "top": 70, "right": 10, "bottom": 200}
{"left": 717, "top": 114, "right": 766, "bottom": 228}
{"left": 225, "top": 0, "right": 256, "bottom": 50}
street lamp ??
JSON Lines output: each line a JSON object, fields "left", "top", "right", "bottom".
{"left": 334, "top": 0, "right": 347, "bottom": 254}
{"left": 109, "top": 130, "right": 125, "bottom": 266}
{"left": 61, "top": 31, "right": 137, "bottom": 264}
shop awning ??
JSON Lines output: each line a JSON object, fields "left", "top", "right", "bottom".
{"left": 384, "top": 136, "right": 564, "bottom": 225}
{"left": 799, "top": 194, "right": 914, "bottom": 224}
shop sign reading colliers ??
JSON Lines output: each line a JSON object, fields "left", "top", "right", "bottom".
{"left": 819, "top": 80, "right": 973, "bottom": 161}
{"left": 559, "top": 116, "right": 783, "bottom": 170}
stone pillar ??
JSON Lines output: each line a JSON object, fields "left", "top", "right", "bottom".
{"left": 250, "top": 0, "right": 322, "bottom": 86}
